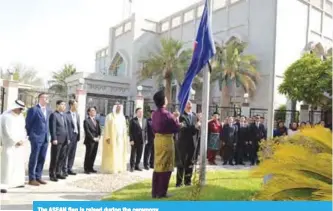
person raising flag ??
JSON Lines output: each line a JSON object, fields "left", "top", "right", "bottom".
{"left": 177, "top": 0, "right": 216, "bottom": 185}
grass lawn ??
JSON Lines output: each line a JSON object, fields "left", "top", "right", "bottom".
{"left": 103, "top": 170, "right": 262, "bottom": 201}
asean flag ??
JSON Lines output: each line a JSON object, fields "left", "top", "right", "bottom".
{"left": 178, "top": 0, "right": 216, "bottom": 114}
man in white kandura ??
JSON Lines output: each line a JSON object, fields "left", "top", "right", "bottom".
{"left": 1, "top": 100, "right": 27, "bottom": 193}
{"left": 101, "top": 103, "right": 128, "bottom": 174}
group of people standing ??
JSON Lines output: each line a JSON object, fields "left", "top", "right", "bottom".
{"left": 0, "top": 93, "right": 81, "bottom": 193}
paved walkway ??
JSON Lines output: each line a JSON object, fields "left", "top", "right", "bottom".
{"left": 0, "top": 141, "right": 250, "bottom": 210}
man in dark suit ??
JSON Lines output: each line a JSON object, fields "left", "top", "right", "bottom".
{"left": 222, "top": 116, "right": 238, "bottom": 166}
{"left": 249, "top": 115, "right": 267, "bottom": 165}
{"left": 129, "top": 108, "right": 148, "bottom": 172}
{"left": 236, "top": 116, "right": 248, "bottom": 165}
{"left": 176, "top": 101, "right": 199, "bottom": 187}
{"left": 83, "top": 106, "right": 101, "bottom": 174}
{"left": 49, "top": 100, "right": 70, "bottom": 182}
{"left": 64, "top": 99, "right": 80, "bottom": 176}
{"left": 143, "top": 110, "right": 155, "bottom": 170}
{"left": 26, "top": 93, "right": 52, "bottom": 186}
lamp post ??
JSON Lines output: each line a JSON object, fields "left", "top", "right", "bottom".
{"left": 7, "top": 67, "right": 15, "bottom": 81}
{"left": 242, "top": 93, "right": 250, "bottom": 117}
{"left": 243, "top": 93, "right": 249, "bottom": 104}
{"left": 135, "top": 85, "right": 144, "bottom": 115}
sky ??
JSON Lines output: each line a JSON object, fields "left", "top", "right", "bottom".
{"left": 0, "top": 0, "right": 198, "bottom": 82}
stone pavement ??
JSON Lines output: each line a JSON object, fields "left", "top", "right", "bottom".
{"left": 0, "top": 140, "right": 250, "bottom": 210}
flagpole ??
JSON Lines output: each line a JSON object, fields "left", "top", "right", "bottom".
{"left": 199, "top": 0, "right": 213, "bottom": 186}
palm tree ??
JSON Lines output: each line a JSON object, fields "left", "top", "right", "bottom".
{"left": 48, "top": 64, "right": 77, "bottom": 96}
{"left": 139, "top": 38, "right": 193, "bottom": 102}
{"left": 211, "top": 38, "right": 259, "bottom": 106}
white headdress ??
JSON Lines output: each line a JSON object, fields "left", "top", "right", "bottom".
{"left": 112, "top": 102, "right": 124, "bottom": 116}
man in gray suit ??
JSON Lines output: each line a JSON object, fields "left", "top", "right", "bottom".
{"left": 129, "top": 108, "right": 148, "bottom": 172}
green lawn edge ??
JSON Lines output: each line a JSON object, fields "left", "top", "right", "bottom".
{"left": 102, "top": 170, "right": 261, "bottom": 201}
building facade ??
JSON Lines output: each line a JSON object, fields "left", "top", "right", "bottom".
{"left": 66, "top": 0, "right": 332, "bottom": 118}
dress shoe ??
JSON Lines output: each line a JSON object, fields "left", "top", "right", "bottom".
{"left": 50, "top": 177, "right": 58, "bottom": 182}
{"left": 134, "top": 167, "right": 142, "bottom": 171}
{"left": 63, "top": 173, "right": 68, "bottom": 177}
{"left": 68, "top": 171, "right": 77, "bottom": 175}
{"left": 176, "top": 184, "right": 182, "bottom": 188}
{"left": 150, "top": 166, "right": 154, "bottom": 169}
{"left": 37, "top": 179, "right": 47, "bottom": 184}
{"left": 29, "top": 180, "right": 40, "bottom": 186}
{"left": 130, "top": 168, "right": 134, "bottom": 172}
{"left": 184, "top": 183, "right": 191, "bottom": 186}
{"left": 222, "top": 162, "right": 228, "bottom": 165}
{"left": 90, "top": 169, "right": 97, "bottom": 173}
{"left": 56, "top": 175, "right": 66, "bottom": 179}
{"left": 84, "top": 171, "right": 90, "bottom": 174}
{"left": 144, "top": 166, "right": 149, "bottom": 170}
{"left": 16, "top": 185, "right": 25, "bottom": 188}
{"left": 1, "top": 189, "right": 7, "bottom": 193}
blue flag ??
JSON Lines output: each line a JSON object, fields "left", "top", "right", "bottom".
{"left": 178, "top": 0, "right": 216, "bottom": 114}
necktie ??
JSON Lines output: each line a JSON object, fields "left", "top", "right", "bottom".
{"left": 92, "top": 118, "right": 96, "bottom": 126}
{"left": 42, "top": 107, "right": 46, "bottom": 119}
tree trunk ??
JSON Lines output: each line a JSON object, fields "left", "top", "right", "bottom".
{"left": 165, "top": 79, "right": 172, "bottom": 104}
{"left": 291, "top": 100, "right": 297, "bottom": 122}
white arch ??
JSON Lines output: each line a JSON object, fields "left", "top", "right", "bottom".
{"left": 109, "top": 50, "right": 130, "bottom": 77}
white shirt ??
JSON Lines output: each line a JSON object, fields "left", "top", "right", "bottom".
{"left": 138, "top": 117, "right": 143, "bottom": 128}
{"left": 70, "top": 111, "right": 78, "bottom": 134}
{"left": 39, "top": 104, "right": 47, "bottom": 119}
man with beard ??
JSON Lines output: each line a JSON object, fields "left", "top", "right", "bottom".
{"left": 175, "top": 101, "right": 200, "bottom": 187}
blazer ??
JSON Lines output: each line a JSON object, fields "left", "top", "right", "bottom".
{"left": 129, "top": 117, "right": 148, "bottom": 144}
{"left": 249, "top": 122, "right": 267, "bottom": 143}
{"left": 49, "top": 111, "right": 70, "bottom": 144}
{"left": 65, "top": 111, "right": 80, "bottom": 141}
{"left": 221, "top": 124, "right": 238, "bottom": 146}
{"left": 146, "top": 118, "right": 155, "bottom": 144}
{"left": 26, "top": 104, "right": 52, "bottom": 142}
{"left": 83, "top": 117, "right": 101, "bottom": 145}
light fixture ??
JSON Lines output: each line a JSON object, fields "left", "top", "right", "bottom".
{"left": 137, "top": 85, "right": 143, "bottom": 91}
{"left": 190, "top": 88, "right": 196, "bottom": 95}
{"left": 78, "top": 78, "right": 84, "bottom": 85}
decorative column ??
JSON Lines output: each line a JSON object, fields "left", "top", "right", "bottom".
{"left": 135, "top": 85, "right": 144, "bottom": 114}
{"left": 241, "top": 93, "right": 250, "bottom": 117}
{"left": 76, "top": 78, "right": 87, "bottom": 137}
{"left": 3, "top": 79, "right": 19, "bottom": 111}
{"left": 299, "top": 104, "right": 309, "bottom": 123}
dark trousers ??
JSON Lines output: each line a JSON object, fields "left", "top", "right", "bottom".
{"left": 152, "top": 171, "right": 172, "bottom": 198}
{"left": 28, "top": 134, "right": 49, "bottom": 181}
{"left": 223, "top": 144, "right": 234, "bottom": 164}
{"left": 176, "top": 167, "right": 193, "bottom": 186}
{"left": 130, "top": 143, "right": 144, "bottom": 168}
{"left": 236, "top": 144, "right": 245, "bottom": 164}
{"left": 84, "top": 141, "right": 98, "bottom": 171}
{"left": 49, "top": 141, "right": 68, "bottom": 177}
{"left": 143, "top": 142, "right": 154, "bottom": 168}
{"left": 249, "top": 142, "right": 260, "bottom": 165}
{"left": 63, "top": 134, "right": 78, "bottom": 173}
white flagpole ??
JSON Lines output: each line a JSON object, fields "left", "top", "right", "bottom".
{"left": 199, "top": 0, "right": 213, "bottom": 186}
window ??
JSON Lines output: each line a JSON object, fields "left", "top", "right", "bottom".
{"left": 115, "top": 26, "right": 123, "bottom": 36}
{"left": 184, "top": 10, "right": 194, "bottom": 22}
{"left": 161, "top": 21, "right": 169, "bottom": 32}
{"left": 213, "top": 0, "right": 226, "bottom": 10}
{"left": 101, "top": 51, "right": 105, "bottom": 57}
{"left": 197, "top": 5, "right": 204, "bottom": 17}
{"left": 325, "top": 0, "right": 333, "bottom": 13}
{"left": 172, "top": 16, "right": 181, "bottom": 28}
{"left": 109, "top": 52, "right": 125, "bottom": 76}
{"left": 323, "top": 14, "right": 333, "bottom": 37}
{"left": 124, "top": 22, "right": 131, "bottom": 32}
{"left": 310, "top": 7, "right": 322, "bottom": 33}
{"left": 311, "top": 0, "right": 323, "bottom": 8}
{"left": 105, "top": 48, "right": 109, "bottom": 55}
